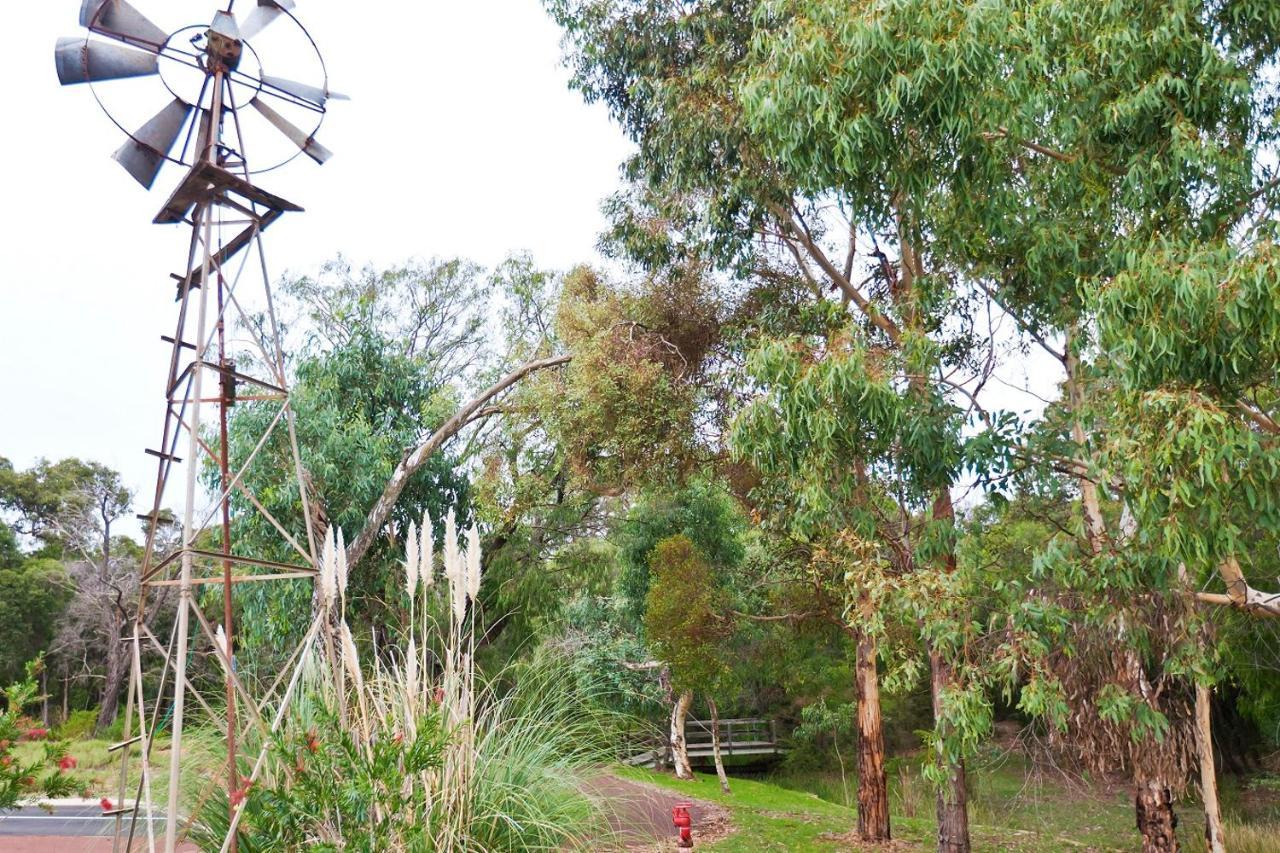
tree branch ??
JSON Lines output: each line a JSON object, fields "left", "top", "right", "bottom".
{"left": 768, "top": 202, "right": 903, "bottom": 342}
{"left": 1237, "top": 399, "right": 1280, "bottom": 435}
{"left": 344, "top": 354, "right": 571, "bottom": 570}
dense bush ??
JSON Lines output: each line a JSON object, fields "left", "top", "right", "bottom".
{"left": 56, "top": 709, "right": 98, "bottom": 741}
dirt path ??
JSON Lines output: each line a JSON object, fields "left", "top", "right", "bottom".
{"left": 583, "top": 773, "right": 732, "bottom": 850}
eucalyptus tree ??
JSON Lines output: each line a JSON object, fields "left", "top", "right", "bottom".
{"left": 545, "top": 1, "right": 1015, "bottom": 845}
{"left": 935, "top": 4, "right": 1280, "bottom": 848}
{"left": 548, "top": 1, "right": 1280, "bottom": 848}
{"left": 643, "top": 535, "right": 734, "bottom": 784}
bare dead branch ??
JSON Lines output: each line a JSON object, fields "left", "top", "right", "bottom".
{"left": 345, "top": 354, "right": 571, "bottom": 570}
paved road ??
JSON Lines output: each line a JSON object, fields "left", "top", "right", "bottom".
{"left": 0, "top": 802, "right": 185, "bottom": 852}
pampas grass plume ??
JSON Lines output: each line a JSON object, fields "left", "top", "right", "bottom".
{"left": 336, "top": 528, "right": 349, "bottom": 598}
{"left": 466, "top": 525, "right": 482, "bottom": 602}
{"left": 406, "top": 637, "right": 419, "bottom": 700}
{"left": 320, "top": 526, "right": 338, "bottom": 608}
{"left": 340, "top": 622, "right": 361, "bottom": 684}
{"left": 421, "top": 510, "right": 434, "bottom": 587}
{"left": 444, "top": 509, "right": 461, "bottom": 590}
{"left": 405, "top": 520, "right": 420, "bottom": 597}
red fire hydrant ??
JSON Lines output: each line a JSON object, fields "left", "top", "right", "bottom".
{"left": 672, "top": 802, "right": 694, "bottom": 849}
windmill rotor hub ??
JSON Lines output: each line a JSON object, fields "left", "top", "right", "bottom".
{"left": 160, "top": 26, "right": 262, "bottom": 110}
{"left": 205, "top": 11, "right": 242, "bottom": 72}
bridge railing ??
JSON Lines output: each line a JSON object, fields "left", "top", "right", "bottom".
{"left": 683, "top": 717, "right": 779, "bottom": 756}
{"left": 623, "top": 717, "right": 784, "bottom": 766}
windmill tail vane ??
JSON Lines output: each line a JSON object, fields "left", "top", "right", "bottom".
{"left": 55, "top": 2, "right": 345, "bottom": 850}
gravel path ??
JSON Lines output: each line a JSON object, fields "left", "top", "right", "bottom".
{"left": 584, "top": 773, "right": 732, "bottom": 850}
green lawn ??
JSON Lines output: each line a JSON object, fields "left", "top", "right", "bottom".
{"left": 619, "top": 757, "right": 1280, "bottom": 852}
{"left": 14, "top": 728, "right": 225, "bottom": 809}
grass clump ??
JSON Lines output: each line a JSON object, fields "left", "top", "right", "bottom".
{"left": 192, "top": 511, "right": 616, "bottom": 852}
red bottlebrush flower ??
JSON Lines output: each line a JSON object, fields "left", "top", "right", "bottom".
{"left": 0, "top": 738, "right": 10, "bottom": 750}
{"left": 100, "top": 798, "right": 114, "bottom": 812}
{"left": 305, "top": 729, "right": 319, "bottom": 754}
{"left": 24, "top": 727, "right": 48, "bottom": 740}
{"left": 392, "top": 731, "right": 404, "bottom": 745}
{"left": 19, "top": 776, "right": 35, "bottom": 787}
{"left": 59, "top": 755, "right": 78, "bottom": 771}
{"left": 229, "top": 782, "right": 253, "bottom": 807}
{"left": 1, "top": 755, "right": 12, "bottom": 767}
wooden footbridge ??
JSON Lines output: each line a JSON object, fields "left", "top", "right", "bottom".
{"left": 625, "top": 717, "right": 786, "bottom": 768}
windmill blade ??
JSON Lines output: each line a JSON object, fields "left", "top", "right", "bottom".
{"left": 239, "top": 0, "right": 296, "bottom": 41}
{"left": 261, "top": 74, "right": 348, "bottom": 108}
{"left": 112, "top": 98, "right": 192, "bottom": 189}
{"left": 56, "top": 37, "right": 159, "bottom": 85}
{"left": 251, "top": 98, "right": 331, "bottom": 164}
{"left": 80, "top": 0, "right": 167, "bottom": 51}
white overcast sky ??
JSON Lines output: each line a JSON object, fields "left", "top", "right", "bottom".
{"left": 0, "top": 1, "right": 633, "bottom": 529}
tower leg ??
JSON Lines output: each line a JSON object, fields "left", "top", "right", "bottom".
{"left": 166, "top": 195, "right": 215, "bottom": 853}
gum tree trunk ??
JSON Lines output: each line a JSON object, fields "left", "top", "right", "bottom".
{"left": 928, "top": 489, "right": 971, "bottom": 853}
{"left": 1135, "top": 773, "right": 1180, "bottom": 852}
{"left": 708, "top": 697, "right": 731, "bottom": 794}
{"left": 930, "top": 646, "right": 970, "bottom": 853}
{"left": 856, "top": 628, "right": 890, "bottom": 841}
{"left": 671, "top": 690, "right": 694, "bottom": 780}
{"left": 1195, "top": 681, "right": 1225, "bottom": 853}
{"left": 95, "top": 614, "right": 126, "bottom": 733}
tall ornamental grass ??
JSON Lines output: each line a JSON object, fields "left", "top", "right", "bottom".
{"left": 194, "top": 510, "right": 617, "bottom": 851}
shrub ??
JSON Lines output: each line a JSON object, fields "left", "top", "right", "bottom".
{"left": 57, "top": 710, "right": 97, "bottom": 741}
{"left": 1, "top": 659, "right": 83, "bottom": 809}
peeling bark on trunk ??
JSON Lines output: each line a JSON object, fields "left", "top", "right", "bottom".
{"left": 1135, "top": 774, "right": 1180, "bottom": 853}
{"left": 1064, "top": 328, "right": 1108, "bottom": 554}
{"left": 96, "top": 615, "right": 126, "bottom": 734}
{"left": 928, "top": 490, "right": 972, "bottom": 853}
{"left": 1195, "top": 683, "right": 1226, "bottom": 853}
{"left": 930, "top": 646, "right": 970, "bottom": 853}
{"left": 671, "top": 690, "right": 694, "bottom": 780}
{"left": 708, "top": 697, "right": 731, "bottom": 794}
{"left": 856, "top": 629, "right": 891, "bottom": 842}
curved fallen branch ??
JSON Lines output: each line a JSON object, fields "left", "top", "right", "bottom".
{"left": 344, "top": 354, "right": 571, "bottom": 570}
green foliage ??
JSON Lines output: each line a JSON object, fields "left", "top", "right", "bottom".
{"left": 224, "top": 322, "right": 468, "bottom": 659}
{"left": 731, "top": 326, "right": 964, "bottom": 534}
{"left": 559, "top": 596, "right": 669, "bottom": 717}
{"left": 0, "top": 659, "right": 81, "bottom": 810}
{"left": 55, "top": 710, "right": 98, "bottom": 742}
{"left": 538, "top": 266, "right": 704, "bottom": 493}
{"left": 616, "top": 481, "right": 745, "bottom": 622}
{"left": 0, "top": 456, "right": 131, "bottom": 558}
{"left": 197, "top": 704, "right": 448, "bottom": 853}
{"left": 643, "top": 535, "right": 732, "bottom": 695}
{"left": 0, "top": 521, "right": 20, "bottom": 570}
{"left": 465, "top": 660, "right": 622, "bottom": 851}
{"left": 197, "top": 658, "right": 614, "bottom": 853}
{"left": 0, "top": 559, "right": 69, "bottom": 685}
{"left": 1093, "top": 238, "right": 1280, "bottom": 577}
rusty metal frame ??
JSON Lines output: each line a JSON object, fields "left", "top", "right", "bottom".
{"left": 91, "top": 17, "right": 334, "bottom": 853}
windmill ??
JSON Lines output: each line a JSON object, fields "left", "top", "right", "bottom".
{"left": 55, "top": 2, "right": 344, "bottom": 850}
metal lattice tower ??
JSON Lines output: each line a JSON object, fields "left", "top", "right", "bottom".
{"left": 55, "top": 2, "right": 343, "bottom": 850}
